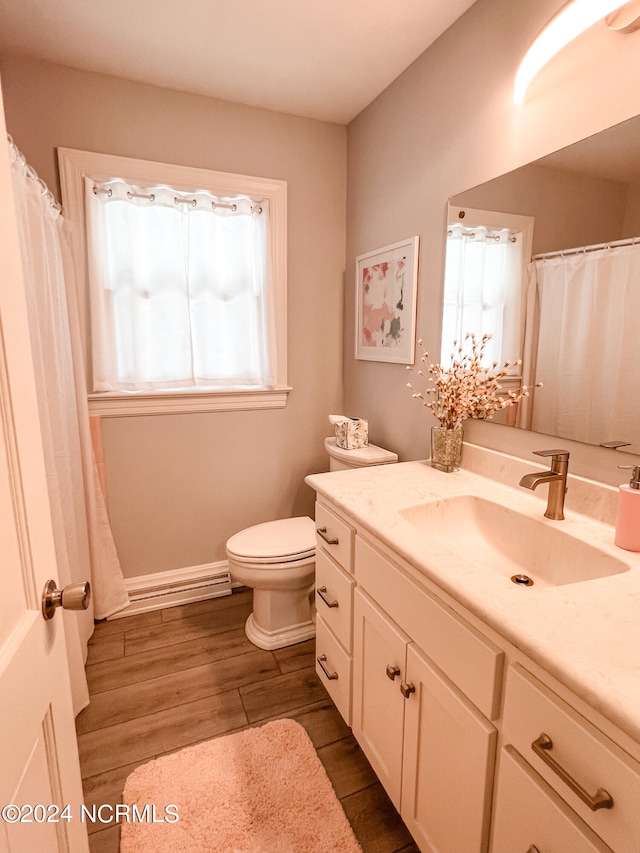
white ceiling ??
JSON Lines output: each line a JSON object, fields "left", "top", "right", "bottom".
{"left": 0, "top": 0, "right": 477, "bottom": 125}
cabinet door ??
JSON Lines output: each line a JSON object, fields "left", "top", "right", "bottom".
{"left": 352, "top": 589, "right": 410, "bottom": 809}
{"left": 491, "top": 747, "right": 613, "bottom": 853}
{"left": 401, "top": 644, "right": 497, "bottom": 853}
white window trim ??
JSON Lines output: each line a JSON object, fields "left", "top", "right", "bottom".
{"left": 58, "top": 148, "right": 289, "bottom": 416}
{"left": 87, "top": 387, "right": 291, "bottom": 417}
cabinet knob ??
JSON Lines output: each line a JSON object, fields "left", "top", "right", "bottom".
{"left": 386, "top": 664, "right": 401, "bottom": 681}
{"left": 400, "top": 681, "right": 415, "bottom": 698}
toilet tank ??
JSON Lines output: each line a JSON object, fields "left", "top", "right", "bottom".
{"left": 324, "top": 437, "right": 398, "bottom": 471}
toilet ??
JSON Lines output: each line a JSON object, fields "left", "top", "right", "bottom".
{"left": 226, "top": 436, "right": 398, "bottom": 650}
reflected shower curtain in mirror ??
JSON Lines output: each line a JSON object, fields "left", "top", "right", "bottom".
{"left": 531, "top": 244, "right": 640, "bottom": 447}
{"left": 9, "top": 139, "right": 129, "bottom": 715}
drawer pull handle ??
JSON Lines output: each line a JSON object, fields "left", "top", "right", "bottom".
{"left": 386, "top": 664, "right": 401, "bottom": 681}
{"left": 400, "top": 681, "right": 415, "bottom": 698}
{"left": 317, "top": 586, "right": 339, "bottom": 608}
{"left": 317, "top": 526, "right": 339, "bottom": 545}
{"left": 531, "top": 733, "right": 614, "bottom": 811}
{"left": 526, "top": 847, "right": 540, "bottom": 853}
{"left": 317, "top": 654, "right": 339, "bottom": 680}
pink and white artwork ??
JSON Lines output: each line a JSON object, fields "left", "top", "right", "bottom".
{"left": 355, "top": 237, "right": 418, "bottom": 363}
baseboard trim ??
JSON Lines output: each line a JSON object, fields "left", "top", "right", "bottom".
{"left": 108, "top": 560, "right": 240, "bottom": 619}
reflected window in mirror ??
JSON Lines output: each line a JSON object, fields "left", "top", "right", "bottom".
{"left": 442, "top": 206, "right": 534, "bottom": 372}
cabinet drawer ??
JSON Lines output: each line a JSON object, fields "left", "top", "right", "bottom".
{"left": 315, "top": 502, "right": 354, "bottom": 573}
{"left": 355, "top": 535, "right": 503, "bottom": 719}
{"left": 315, "top": 615, "right": 352, "bottom": 725}
{"left": 502, "top": 664, "right": 640, "bottom": 853}
{"left": 315, "top": 548, "right": 354, "bottom": 651}
{"left": 492, "top": 746, "right": 612, "bottom": 853}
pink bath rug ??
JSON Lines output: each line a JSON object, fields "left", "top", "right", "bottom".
{"left": 120, "top": 718, "right": 363, "bottom": 853}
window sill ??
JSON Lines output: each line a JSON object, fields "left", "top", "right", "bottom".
{"left": 87, "top": 386, "right": 292, "bottom": 417}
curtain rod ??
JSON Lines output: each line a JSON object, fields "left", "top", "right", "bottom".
{"left": 7, "top": 134, "right": 61, "bottom": 212}
{"left": 533, "top": 235, "right": 640, "bottom": 261}
{"left": 93, "top": 182, "right": 263, "bottom": 214}
{"left": 447, "top": 227, "right": 517, "bottom": 243}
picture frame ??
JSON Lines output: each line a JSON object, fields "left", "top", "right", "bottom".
{"left": 354, "top": 236, "right": 419, "bottom": 364}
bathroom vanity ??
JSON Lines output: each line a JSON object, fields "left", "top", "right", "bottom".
{"left": 306, "top": 445, "right": 640, "bottom": 853}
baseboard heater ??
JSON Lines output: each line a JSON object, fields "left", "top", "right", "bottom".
{"left": 130, "top": 571, "right": 232, "bottom": 603}
{"left": 109, "top": 568, "right": 233, "bottom": 619}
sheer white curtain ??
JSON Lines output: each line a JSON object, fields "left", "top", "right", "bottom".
{"left": 442, "top": 224, "right": 525, "bottom": 367}
{"left": 9, "top": 140, "right": 129, "bottom": 714}
{"left": 531, "top": 244, "right": 640, "bottom": 443}
{"left": 85, "top": 179, "right": 274, "bottom": 392}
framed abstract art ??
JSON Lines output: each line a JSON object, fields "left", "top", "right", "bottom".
{"left": 354, "top": 237, "right": 419, "bottom": 363}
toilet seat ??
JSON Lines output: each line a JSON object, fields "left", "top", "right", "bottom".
{"left": 226, "top": 516, "right": 316, "bottom": 565}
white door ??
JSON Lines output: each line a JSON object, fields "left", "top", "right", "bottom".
{"left": 0, "top": 83, "right": 89, "bottom": 853}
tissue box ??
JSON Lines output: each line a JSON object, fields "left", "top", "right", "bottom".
{"left": 335, "top": 417, "right": 368, "bottom": 450}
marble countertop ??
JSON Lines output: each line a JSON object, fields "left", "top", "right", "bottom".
{"left": 306, "top": 444, "right": 640, "bottom": 745}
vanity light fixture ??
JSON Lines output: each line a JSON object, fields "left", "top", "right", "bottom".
{"left": 514, "top": 0, "right": 640, "bottom": 104}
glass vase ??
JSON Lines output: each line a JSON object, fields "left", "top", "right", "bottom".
{"left": 430, "top": 425, "right": 463, "bottom": 472}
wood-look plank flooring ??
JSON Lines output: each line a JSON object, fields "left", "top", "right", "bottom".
{"left": 77, "top": 589, "right": 419, "bottom": 853}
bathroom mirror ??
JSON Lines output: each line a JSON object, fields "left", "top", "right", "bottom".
{"left": 446, "top": 113, "right": 640, "bottom": 455}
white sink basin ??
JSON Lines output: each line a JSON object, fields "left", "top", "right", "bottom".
{"left": 399, "top": 495, "right": 629, "bottom": 588}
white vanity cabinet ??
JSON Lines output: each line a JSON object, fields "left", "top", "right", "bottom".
{"left": 492, "top": 664, "right": 640, "bottom": 853}
{"left": 491, "top": 746, "right": 613, "bottom": 853}
{"left": 352, "top": 541, "right": 499, "bottom": 853}
{"left": 314, "top": 502, "right": 355, "bottom": 725}
{"left": 311, "top": 496, "right": 640, "bottom": 853}
{"left": 352, "top": 588, "right": 410, "bottom": 807}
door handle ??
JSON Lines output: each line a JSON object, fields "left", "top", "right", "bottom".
{"left": 42, "top": 579, "right": 91, "bottom": 621}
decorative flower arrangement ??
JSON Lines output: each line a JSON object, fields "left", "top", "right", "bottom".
{"left": 406, "top": 333, "right": 540, "bottom": 430}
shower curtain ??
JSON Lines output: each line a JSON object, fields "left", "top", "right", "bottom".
{"left": 531, "top": 243, "right": 640, "bottom": 446}
{"left": 9, "top": 138, "right": 129, "bottom": 714}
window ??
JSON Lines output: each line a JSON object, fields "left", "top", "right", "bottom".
{"left": 441, "top": 206, "right": 534, "bottom": 372}
{"left": 59, "top": 149, "right": 288, "bottom": 415}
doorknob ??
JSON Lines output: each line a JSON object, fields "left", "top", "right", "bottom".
{"left": 42, "top": 579, "right": 91, "bottom": 621}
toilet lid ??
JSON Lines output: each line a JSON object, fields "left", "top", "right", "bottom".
{"left": 226, "top": 516, "right": 316, "bottom": 563}
{"left": 324, "top": 437, "right": 398, "bottom": 466}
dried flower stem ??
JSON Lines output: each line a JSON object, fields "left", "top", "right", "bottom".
{"left": 406, "top": 333, "right": 541, "bottom": 430}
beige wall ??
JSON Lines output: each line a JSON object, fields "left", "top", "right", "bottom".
{"left": 345, "top": 0, "right": 640, "bottom": 481}
{"left": 0, "top": 55, "right": 346, "bottom": 577}
{"left": 454, "top": 163, "right": 630, "bottom": 256}
{"left": 6, "top": 0, "right": 640, "bottom": 577}
{"left": 623, "top": 180, "right": 640, "bottom": 237}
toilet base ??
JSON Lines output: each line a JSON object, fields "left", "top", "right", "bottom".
{"left": 244, "top": 612, "right": 315, "bottom": 651}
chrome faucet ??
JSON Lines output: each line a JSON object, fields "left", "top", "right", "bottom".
{"left": 519, "top": 449, "right": 570, "bottom": 520}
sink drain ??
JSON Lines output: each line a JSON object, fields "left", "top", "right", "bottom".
{"left": 511, "top": 574, "right": 534, "bottom": 587}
